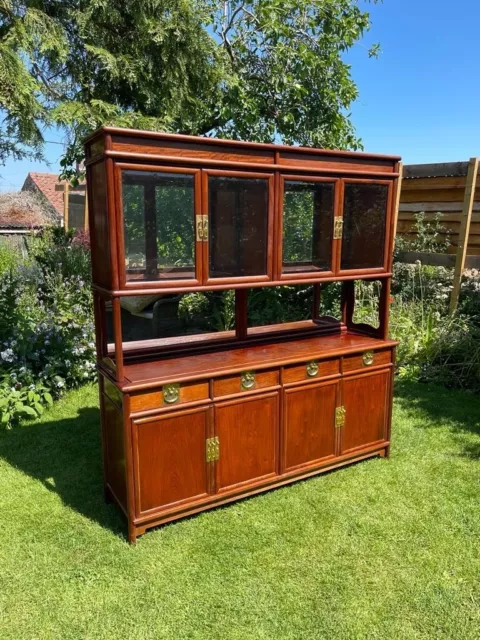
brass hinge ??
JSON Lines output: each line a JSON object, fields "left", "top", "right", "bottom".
{"left": 196, "top": 215, "right": 208, "bottom": 242}
{"left": 206, "top": 436, "right": 220, "bottom": 462}
{"left": 333, "top": 217, "right": 343, "bottom": 240}
{"left": 335, "top": 406, "right": 346, "bottom": 428}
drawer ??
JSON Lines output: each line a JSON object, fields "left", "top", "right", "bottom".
{"left": 283, "top": 358, "right": 340, "bottom": 385}
{"left": 213, "top": 368, "right": 279, "bottom": 397}
{"left": 343, "top": 349, "right": 392, "bottom": 373}
{"left": 130, "top": 380, "right": 210, "bottom": 413}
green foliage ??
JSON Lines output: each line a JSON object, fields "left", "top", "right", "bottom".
{"left": 395, "top": 211, "right": 451, "bottom": 254}
{"left": 0, "top": 1, "right": 381, "bottom": 171}
{"left": 0, "top": 229, "right": 95, "bottom": 427}
{"left": 0, "top": 243, "right": 21, "bottom": 274}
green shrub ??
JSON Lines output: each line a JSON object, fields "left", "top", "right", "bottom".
{"left": 0, "top": 229, "right": 95, "bottom": 427}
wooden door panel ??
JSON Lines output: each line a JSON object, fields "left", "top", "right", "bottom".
{"left": 283, "top": 380, "right": 338, "bottom": 473}
{"left": 133, "top": 406, "right": 211, "bottom": 515}
{"left": 341, "top": 370, "right": 389, "bottom": 454}
{"left": 215, "top": 392, "right": 278, "bottom": 492}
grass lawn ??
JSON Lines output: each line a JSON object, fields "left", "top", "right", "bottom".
{"left": 0, "top": 381, "right": 479, "bottom": 639}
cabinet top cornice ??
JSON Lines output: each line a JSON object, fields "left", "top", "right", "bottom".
{"left": 84, "top": 126, "right": 401, "bottom": 163}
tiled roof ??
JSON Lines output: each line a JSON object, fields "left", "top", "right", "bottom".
{"left": 22, "top": 172, "right": 67, "bottom": 215}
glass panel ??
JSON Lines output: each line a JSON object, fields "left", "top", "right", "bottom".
{"left": 107, "top": 292, "right": 236, "bottom": 352}
{"left": 208, "top": 176, "right": 269, "bottom": 278}
{"left": 315, "top": 282, "right": 342, "bottom": 322}
{"left": 341, "top": 183, "right": 389, "bottom": 270}
{"left": 247, "top": 286, "right": 313, "bottom": 329}
{"left": 282, "top": 181, "right": 334, "bottom": 273}
{"left": 352, "top": 280, "right": 381, "bottom": 328}
{"left": 122, "top": 170, "right": 195, "bottom": 282}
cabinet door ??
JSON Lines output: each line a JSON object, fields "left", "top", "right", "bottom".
{"left": 279, "top": 176, "right": 337, "bottom": 279}
{"left": 133, "top": 406, "right": 211, "bottom": 516}
{"left": 339, "top": 181, "right": 391, "bottom": 274}
{"left": 283, "top": 380, "right": 338, "bottom": 473}
{"left": 341, "top": 370, "right": 390, "bottom": 454}
{"left": 214, "top": 392, "right": 279, "bottom": 493}
{"left": 203, "top": 170, "right": 274, "bottom": 284}
{"left": 118, "top": 166, "right": 202, "bottom": 287}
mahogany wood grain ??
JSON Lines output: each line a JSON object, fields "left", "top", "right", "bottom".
{"left": 102, "top": 394, "right": 127, "bottom": 512}
{"left": 130, "top": 380, "right": 210, "bottom": 413}
{"left": 86, "top": 125, "right": 400, "bottom": 161}
{"left": 132, "top": 442, "right": 389, "bottom": 536}
{"left": 213, "top": 368, "right": 279, "bottom": 398}
{"left": 121, "top": 333, "right": 398, "bottom": 390}
{"left": 85, "top": 127, "right": 400, "bottom": 542}
{"left": 341, "top": 369, "right": 390, "bottom": 454}
{"left": 214, "top": 392, "right": 278, "bottom": 493}
{"left": 282, "top": 358, "right": 339, "bottom": 385}
{"left": 342, "top": 349, "right": 392, "bottom": 374}
{"left": 282, "top": 380, "right": 337, "bottom": 473}
{"left": 132, "top": 406, "right": 211, "bottom": 516}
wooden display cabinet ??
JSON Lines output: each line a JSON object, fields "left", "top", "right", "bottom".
{"left": 85, "top": 127, "right": 401, "bottom": 542}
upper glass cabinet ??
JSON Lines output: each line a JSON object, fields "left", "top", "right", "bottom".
{"left": 121, "top": 168, "right": 199, "bottom": 284}
{"left": 281, "top": 178, "right": 336, "bottom": 277}
{"left": 204, "top": 171, "right": 273, "bottom": 282}
{"left": 340, "top": 182, "right": 390, "bottom": 272}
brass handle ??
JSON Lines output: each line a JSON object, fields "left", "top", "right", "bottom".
{"left": 362, "top": 351, "right": 374, "bottom": 366}
{"left": 163, "top": 383, "right": 180, "bottom": 404}
{"left": 241, "top": 371, "right": 256, "bottom": 390}
{"left": 306, "top": 361, "right": 319, "bottom": 377}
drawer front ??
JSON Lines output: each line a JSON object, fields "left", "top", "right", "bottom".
{"left": 343, "top": 349, "right": 392, "bottom": 373}
{"left": 213, "top": 368, "right": 279, "bottom": 398}
{"left": 283, "top": 358, "right": 339, "bottom": 385}
{"left": 130, "top": 380, "right": 210, "bottom": 413}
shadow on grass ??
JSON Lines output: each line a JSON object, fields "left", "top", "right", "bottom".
{"left": 395, "top": 380, "right": 480, "bottom": 459}
{"left": 0, "top": 406, "right": 126, "bottom": 539}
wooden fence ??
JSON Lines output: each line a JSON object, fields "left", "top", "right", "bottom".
{"left": 397, "top": 158, "right": 480, "bottom": 311}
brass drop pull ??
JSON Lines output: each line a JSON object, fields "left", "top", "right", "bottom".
{"left": 206, "top": 437, "right": 220, "bottom": 462}
{"left": 335, "top": 406, "right": 346, "bottom": 428}
{"left": 362, "top": 351, "right": 374, "bottom": 366}
{"left": 306, "top": 361, "right": 319, "bottom": 377}
{"left": 163, "top": 383, "right": 180, "bottom": 404}
{"left": 241, "top": 371, "right": 256, "bottom": 390}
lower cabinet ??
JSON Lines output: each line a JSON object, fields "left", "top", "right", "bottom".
{"left": 340, "top": 369, "right": 390, "bottom": 454}
{"left": 129, "top": 365, "right": 392, "bottom": 522}
{"left": 133, "top": 405, "right": 212, "bottom": 516}
{"left": 282, "top": 380, "right": 338, "bottom": 473}
{"left": 214, "top": 392, "right": 279, "bottom": 493}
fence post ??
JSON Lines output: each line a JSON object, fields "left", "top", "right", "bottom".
{"left": 449, "top": 157, "right": 479, "bottom": 313}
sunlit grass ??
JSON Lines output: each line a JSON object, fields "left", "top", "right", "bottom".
{"left": 0, "top": 381, "right": 478, "bottom": 639}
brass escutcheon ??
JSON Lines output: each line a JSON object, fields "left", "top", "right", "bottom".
{"left": 362, "top": 350, "right": 374, "bottom": 366}
{"left": 241, "top": 371, "right": 256, "bottom": 390}
{"left": 163, "top": 383, "right": 180, "bottom": 404}
{"left": 306, "top": 361, "right": 319, "bottom": 377}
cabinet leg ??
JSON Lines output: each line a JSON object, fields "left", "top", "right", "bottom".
{"left": 128, "top": 523, "right": 137, "bottom": 545}
{"left": 378, "top": 446, "right": 390, "bottom": 459}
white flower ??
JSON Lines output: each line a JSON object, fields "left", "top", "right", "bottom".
{"left": 1, "top": 349, "right": 14, "bottom": 363}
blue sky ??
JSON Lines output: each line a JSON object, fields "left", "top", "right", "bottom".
{"left": 1, "top": 0, "right": 479, "bottom": 191}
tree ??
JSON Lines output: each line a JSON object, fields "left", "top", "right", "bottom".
{"left": 0, "top": 1, "right": 380, "bottom": 175}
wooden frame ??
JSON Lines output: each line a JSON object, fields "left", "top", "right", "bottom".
{"left": 85, "top": 127, "right": 400, "bottom": 542}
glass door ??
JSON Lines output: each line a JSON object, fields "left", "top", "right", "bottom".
{"left": 279, "top": 176, "right": 337, "bottom": 279}
{"left": 117, "top": 165, "right": 202, "bottom": 288}
{"left": 338, "top": 180, "right": 392, "bottom": 275}
{"left": 202, "top": 169, "right": 274, "bottom": 284}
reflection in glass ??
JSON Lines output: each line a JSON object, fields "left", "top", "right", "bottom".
{"left": 208, "top": 176, "right": 269, "bottom": 278}
{"left": 282, "top": 181, "right": 334, "bottom": 273}
{"left": 107, "top": 292, "right": 236, "bottom": 348}
{"left": 247, "top": 286, "right": 313, "bottom": 327}
{"left": 341, "top": 184, "right": 388, "bottom": 270}
{"left": 122, "top": 170, "right": 195, "bottom": 281}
